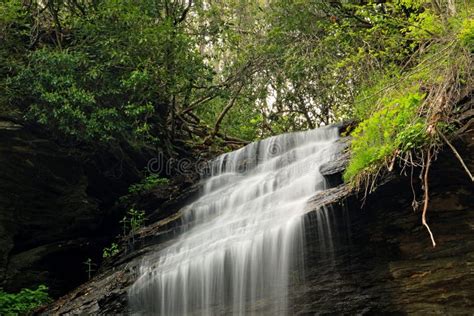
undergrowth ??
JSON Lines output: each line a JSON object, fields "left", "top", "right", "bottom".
{"left": 344, "top": 91, "right": 427, "bottom": 183}
{"left": 128, "top": 174, "right": 170, "bottom": 196}
{"left": 0, "top": 285, "right": 52, "bottom": 315}
{"left": 344, "top": 5, "right": 473, "bottom": 246}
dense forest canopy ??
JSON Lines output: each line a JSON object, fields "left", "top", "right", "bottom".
{"left": 0, "top": 0, "right": 472, "bottom": 160}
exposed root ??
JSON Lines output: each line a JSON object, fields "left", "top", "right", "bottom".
{"left": 422, "top": 148, "right": 436, "bottom": 247}
{"left": 438, "top": 129, "right": 474, "bottom": 182}
{"left": 409, "top": 153, "right": 420, "bottom": 211}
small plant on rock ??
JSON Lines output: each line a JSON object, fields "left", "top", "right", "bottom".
{"left": 120, "top": 208, "right": 146, "bottom": 236}
{"left": 128, "top": 208, "right": 146, "bottom": 233}
{"left": 128, "top": 174, "right": 169, "bottom": 195}
{"left": 102, "top": 243, "right": 119, "bottom": 259}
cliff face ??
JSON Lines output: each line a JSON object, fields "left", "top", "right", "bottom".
{"left": 41, "top": 123, "right": 474, "bottom": 314}
{"left": 0, "top": 120, "right": 150, "bottom": 297}
{"left": 296, "top": 130, "right": 474, "bottom": 314}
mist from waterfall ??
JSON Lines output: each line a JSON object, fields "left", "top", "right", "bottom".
{"left": 129, "top": 127, "right": 340, "bottom": 315}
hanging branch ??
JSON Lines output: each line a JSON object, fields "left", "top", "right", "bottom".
{"left": 212, "top": 83, "right": 244, "bottom": 139}
{"left": 176, "top": 113, "right": 249, "bottom": 145}
{"left": 180, "top": 60, "right": 255, "bottom": 115}
{"left": 46, "top": 0, "right": 63, "bottom": 49}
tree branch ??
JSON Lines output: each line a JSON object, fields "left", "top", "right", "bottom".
{"left": 175, "top": 0, "right": 192, "bottom": 25}
{"left": 212, "top": 84, "right": 244, "bottom": 138}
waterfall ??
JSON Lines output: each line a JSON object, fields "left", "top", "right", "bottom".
{"left": 129, "top": 126, "right": 340, "bottom": 315}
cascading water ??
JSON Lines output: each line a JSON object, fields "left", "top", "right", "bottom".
{"left": 129, "top": 126, "right": 340, "bottom": 315}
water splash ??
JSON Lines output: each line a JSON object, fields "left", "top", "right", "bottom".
{"left": 129, "top": 127, "right": 340, "bottom": 315}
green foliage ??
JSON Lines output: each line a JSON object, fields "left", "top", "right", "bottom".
{"left": 0, "top": 285, "right": 52, "bottom": 315}
{"left": 344, "top": 2, "right": 474, "bottom": 183}
{"left": 396, "top": 122, "right": 429, "bottom": 152}
{"left": 128, "top": 174, "right": 170, "bottom": 195}
{"left": 3, "top": 0, "right": 211, "bottom": 146}
{"left": 102, "top": 243, "right": 119, "bottom": 259}
{"left": 0, "top": 0, "right": 471, "bottom": 154}
{"left": 344, "top": 91, "right": 427, "bottom": 182}
{"left": 120, "top": 208, "right": 146, "bottom": 236}
{"left": 103, "top": 209, "right": 145, "bottom": 259}
{"left": 401, "top": 1, "right": 443, "bottom": 42}
{"left": 127, "top": 208, "right": 146, "bottom": 233}
{"left": 8, "top": 40, "right": 162, "bottom": 144}
{"left": 459, "top": 18, "right": 474, "bottom": 51}
{"left": 10, "top": 49, "right": 126, "bottom": 143}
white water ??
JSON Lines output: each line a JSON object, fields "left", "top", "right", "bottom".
{"left": 129, "top": 127, "right": 340, "bottom": 315}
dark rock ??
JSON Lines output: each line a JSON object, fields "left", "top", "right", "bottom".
{"left": 293, "top": 129, "right": 474, "bottom": 314}
{"left": 38, "top": 213, "right": 186, "bottom": 315}
{"left": 0, "top": 120, "right": 151, "bottom": 297}
{"left": 333, "top": 119, "right": 358, "bottom": 135}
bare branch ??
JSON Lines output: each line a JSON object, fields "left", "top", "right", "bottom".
{"left": 212, "top": 83, "right": 244, "bottom": 138}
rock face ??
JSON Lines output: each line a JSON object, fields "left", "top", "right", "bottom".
{"left": 294, "top": 132, "right": 474, "bottom": 314}
{"left": 0, "top": 120, "right": 150, "bottom": 297}
{"left": 318, "top": 136, "right": 350, "bottom": 186}
{"left": 42, "top": 120, "right": 474, "bottom": 314}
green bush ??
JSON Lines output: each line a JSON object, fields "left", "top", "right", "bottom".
{"left": 8, "top": 48, "right": 157, "bottom": 144}
{"left": 0, "top": 285, "right": 52, "bottom": 315}
{"left": 344, "top": 91, "right": 427, "bottom": 182}
{"left": 128, "top": 174, "right": 169, "bottom": 195}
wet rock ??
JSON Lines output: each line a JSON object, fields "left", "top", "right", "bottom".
{"left": 319, "top": 137, "right": 351, "bottom": 186}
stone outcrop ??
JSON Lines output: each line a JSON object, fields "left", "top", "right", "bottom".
{"left": 0, "top": 120, "right": 151, "bottom": 297}
{"left": 319, "top": 136, "right": 351, "bottom": 186}
{"left": 294, "top": 130, "right": 474, "bottom": 314}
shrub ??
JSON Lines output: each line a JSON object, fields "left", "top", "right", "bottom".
{"left": 128, "top": 174, "right": 169, "bottom": 195}
{"left": 102, "top": 243, "right": 119, "bottom": 258}
{"left": 0, "top": 285, "right": 52, "bottom": 315}
{"left": 458, "top": 18, "right": 474, "bottom": 52}
{"left": 344, "top": 91, "right": 427, "bottom": 182}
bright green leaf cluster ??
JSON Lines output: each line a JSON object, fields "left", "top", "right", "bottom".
{"left": 344, "top": 91, "right": 427, "bottom": 182}
{"left": 459, "top": 18, "right": 474, "bottom": 51}
{"left": 102, "top": 243, "right": 119, "bottom": 259}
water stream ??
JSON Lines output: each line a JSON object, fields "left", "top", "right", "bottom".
{"left": 129, "top": 126, "right": 340, "bottom": 315}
